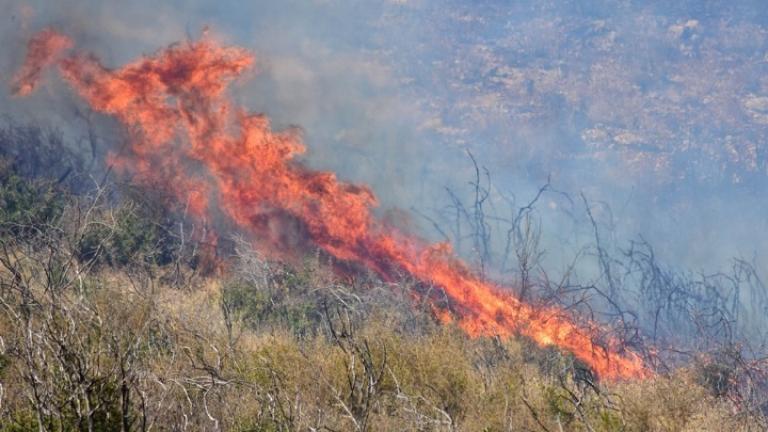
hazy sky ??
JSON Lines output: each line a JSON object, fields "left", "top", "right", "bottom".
{"left": 2, "top": 0, "right": 768, "bottom": 277}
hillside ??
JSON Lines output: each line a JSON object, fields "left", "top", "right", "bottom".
{"left": 2, "top": 10, "right": 768, "bottom": 430}
{"left": 0, "top": 154, "right": 764, "bottom": 431}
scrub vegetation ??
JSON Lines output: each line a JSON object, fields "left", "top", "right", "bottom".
{"left": 0, "top": 127, "right": 765, "bottom": 431}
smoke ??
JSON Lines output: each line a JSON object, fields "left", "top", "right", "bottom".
{"left": 377, "top": 0, "right": 768, "bottom": 272}
{"left": 13, "top": 28, "right": 651, "bottom": 379}
{"left": 0, "top": 0, "right": 439, "bottom": 211}
{"left": 1, "top": 0, "right": 767, "bottom": 352}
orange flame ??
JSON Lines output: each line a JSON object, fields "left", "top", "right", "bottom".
{"left": 11, "top": 29, "right": 72, "bottom": 96}
{"left": 13, "top": 29, "right": 651, "bottom": 380}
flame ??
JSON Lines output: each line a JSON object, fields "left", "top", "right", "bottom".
{"left": 11, "top": 29, "right": 72, "bottom": 96}
{"left": 13, "top": 29, "right": 650, "bottom": 380}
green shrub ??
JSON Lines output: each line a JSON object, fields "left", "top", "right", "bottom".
{"left": 76, "top": 198, "right": 180, "bottom": 268}
{"left": 0, "top": 160, "right": 65, "bottom": 239}
{"left": 221, "top": 264, "right": 324, "bottom": 336}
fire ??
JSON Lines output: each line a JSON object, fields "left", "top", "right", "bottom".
{"left": 12, "top": 29, "right": 650, "bottom": 380}
{"left": 11, "top": 29, "right": 72, "bottom": 96}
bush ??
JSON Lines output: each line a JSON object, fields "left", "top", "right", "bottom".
{"left": 0, "top": 159, "right": 65, "bottom": 239}
{"left": 76, "top": 194, "right": 181, "bottom": 268}
{"left": 221, "top": 260, "right": 330, "bottom": 336}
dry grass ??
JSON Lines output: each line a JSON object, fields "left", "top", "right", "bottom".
{"left": 2, "top": 257, "right": 763, "bottom": 431}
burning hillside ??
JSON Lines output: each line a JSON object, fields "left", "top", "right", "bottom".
{"left": 12, "top": 29, "right": 649, "bottom": 380}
